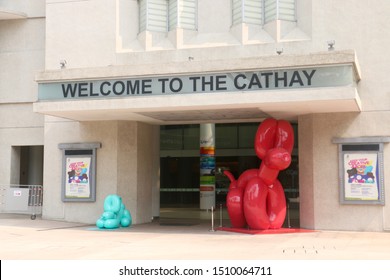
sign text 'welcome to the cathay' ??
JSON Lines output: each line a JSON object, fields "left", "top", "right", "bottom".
{"left": 38, "top": 66, "right": 353, "bottom": 100}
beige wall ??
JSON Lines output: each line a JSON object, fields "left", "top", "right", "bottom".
{"left": 117, "top": 121, "right": 160, "bottom": 223}
{"left": 299, "top": 112, "right": 390, "bottom": 231}
{"left": 42, "top": 118, "right": 159, "bottom": 224}
{"left": 45, "top": 0, "right": 116, "bottom": 70}
{"left": 0, "top": 0, "right": 45, "bottom": 185}
{"left": 0, "top": 2, "right": 45, "bottom": 103}
{"left": 0, "top": 104, "right": 43, "bottom": 185}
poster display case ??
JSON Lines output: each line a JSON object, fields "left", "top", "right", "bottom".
{"left": 333, "top": 137, "right": 390, "bottom": 205}
{"left": 59, "top": 143, "right": 101, "bottom": 202}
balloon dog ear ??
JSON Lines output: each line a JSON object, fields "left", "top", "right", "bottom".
{"left": 254, "top": 118, "right": 277, "bottom": 160}
{"left": 274, "top": 120, "right": 294, "bottom": 154}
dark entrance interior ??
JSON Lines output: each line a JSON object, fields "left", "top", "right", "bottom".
{"left": 11, "top": 145, "right": 44, "bottom": 186}
{"left": 159, "top": 123, "right": 299, "bottom": 227}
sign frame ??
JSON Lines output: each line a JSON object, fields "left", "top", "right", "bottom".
{"left": 59, "top": 142, "right": 101, "bottom": 202}
{"left": 335, "top": 140, "right": 386, "bottom": 205}
{"left": 38, "top": 65, "right": 355, "bottom": 101}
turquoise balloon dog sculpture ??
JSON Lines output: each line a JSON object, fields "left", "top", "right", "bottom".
{"left": 96, "top": 194, "right": 132, "bottom": 229}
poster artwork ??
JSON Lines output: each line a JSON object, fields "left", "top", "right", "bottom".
{"left": 65, "top": 157, "right": 91, "bottom": 198}
{"left": 344, "top": 153, "right": 379, "bottom": 201}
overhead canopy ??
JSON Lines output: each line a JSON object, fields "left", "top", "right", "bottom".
{"left": 34, "top": 50, "right": 362, "bottom": 124}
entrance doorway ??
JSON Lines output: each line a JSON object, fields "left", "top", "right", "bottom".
{"left": 159, "top": 123, "right": 299, "bottom": 227}
{"left": 11, "top": 146, "right": 44, "bottom": 186}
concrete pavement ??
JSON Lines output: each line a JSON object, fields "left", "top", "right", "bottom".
{"left": 1, "top": 214, "right": 390, "bottom": 260}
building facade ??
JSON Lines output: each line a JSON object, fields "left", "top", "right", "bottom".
{"left": 1, "top": 0, "right": 390, "bottom": 231}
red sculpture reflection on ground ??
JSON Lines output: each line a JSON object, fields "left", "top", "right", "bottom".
{"left": 224, "top": 118, "right": 294, "bottom": 230}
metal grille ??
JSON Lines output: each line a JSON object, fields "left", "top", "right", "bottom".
{"left": 0, "top": 184, "right": 43, "bottom": 219}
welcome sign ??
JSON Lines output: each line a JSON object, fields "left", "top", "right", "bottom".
{"left": 38, "top": 65, "right": 354, "bottom": 100}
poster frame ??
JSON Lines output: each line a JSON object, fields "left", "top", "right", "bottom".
{"left": 59, "top": 143, "right": 101, "bottom": 202}
{"left": 335, "top": 138, "right": 386, "bottom": 205}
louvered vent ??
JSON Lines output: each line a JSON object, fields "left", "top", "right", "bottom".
{"left": 265, "top": 0, "right": 295, "bottom": 23}
{"left": 139, "top": 0, "right": 168, "bottom": 32}
{"left": 232, "top": 0, "right": 263, "bottom": 26}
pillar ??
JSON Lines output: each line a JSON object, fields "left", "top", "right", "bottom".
{"left": 200, "top": 123, "right": 216, "bottom": 210}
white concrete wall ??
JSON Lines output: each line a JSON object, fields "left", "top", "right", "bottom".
{"left": 311, "top": 1, "right": 390, "bottom": 114}
{"left": 0, "top": 105, "right": 44, "bottom": 185}
{"left": 119, "top": 122, "right": 160, "bottom": 223}
{"left": 0, "top": 0, "right": 45, "bottom": 187}
{"left": 43, "top": 0, "right": 390, "bottom": 84}
{"left": 45, "top": 0, "right": 116, "bottom": 69}
{"left": 42, "top": 118, "right": 119, "bottom": 222}
{"left": 42, "top": 118, "right": 159, "bottom": 224}
{"left": 0, "top": 1, "right": 45, "bottom": 102}
{"left": 299, "top": 112, "right": 390, "bottom": 231}
{"left": 116, "top": 121, "right": 159, "bottom": 224}
{"left": 294, "top": 0, "right": 390, "bottom": 231}
{"left": 135, "top": 122, "right": 159, "bottom": 222}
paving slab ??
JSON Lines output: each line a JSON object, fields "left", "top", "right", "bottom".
{"left": 1, "top": 214, "right": 390, "bottom": 260}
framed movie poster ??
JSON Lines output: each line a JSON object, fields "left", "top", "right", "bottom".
{"left": 59, "top": 143, "right": 101, "bottom": 202}
{"left": 64, "top": 156, "right": 92, "bottom": 199}
{"left": 343, "top": 153, "right": 380, "bottom": 201}
{"left": 334, "top": 139, "right": 387, "bottom": 205}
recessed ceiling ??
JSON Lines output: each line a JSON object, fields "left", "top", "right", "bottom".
{"left": 33, "top": 86, "right": 362, "bottom": 124}
{"left": 138, "top": 108, "right": 270, "bottom": 123}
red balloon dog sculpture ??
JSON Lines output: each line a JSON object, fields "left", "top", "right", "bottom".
{"left": 224, "top": 118, "right": 294, "bottom": 230}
